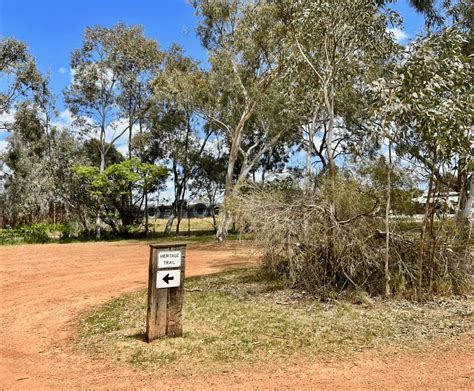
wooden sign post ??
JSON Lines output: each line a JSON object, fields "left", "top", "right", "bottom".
{"left": 146, "top": 243, "right": 186, "bottom": 342}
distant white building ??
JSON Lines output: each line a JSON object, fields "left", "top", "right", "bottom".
{"left": 414, "top": 129, "right": 473, "bottom": 223}
{"left": 413, "top": 192, "right": 460, "bottom": 213}
{"left": 412, "top": 181, "right": 472, "bottom": 222}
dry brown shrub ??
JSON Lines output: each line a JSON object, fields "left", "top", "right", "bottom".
{"left": 234, "top": 178, "right": 471, "bottom": 297}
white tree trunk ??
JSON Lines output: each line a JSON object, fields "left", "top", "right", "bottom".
{"left": 164, "top": 213, "right": 174, "bottom": 235}
{"left": 384, "top": 136, "right": 392, "bottom": 297}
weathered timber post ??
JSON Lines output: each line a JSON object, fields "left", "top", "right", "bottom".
{"left": 146, "top": 243, "right": 186, "bottom": 342}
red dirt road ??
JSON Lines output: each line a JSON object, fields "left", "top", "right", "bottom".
{"left": 1, "top": 241, "right": 473, "bottom": 390}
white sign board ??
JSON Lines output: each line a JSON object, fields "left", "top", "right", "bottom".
{"left": 158, "top": 251, "right": 182, "bottom": 269}
{"left": 156, "top": 270, "right": 181, "bottom": 289}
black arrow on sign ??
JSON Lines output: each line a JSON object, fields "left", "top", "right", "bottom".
{"left": 163, "top": 273, "right": 174, "bottom": 284}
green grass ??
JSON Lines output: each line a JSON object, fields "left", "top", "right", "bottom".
{"left": 77, "top": 268, "right": 473, "bottom": 374}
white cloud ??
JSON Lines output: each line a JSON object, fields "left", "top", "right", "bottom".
{"left": 116, "top": 142, "right": 128, "bottom": 157}
{"left": 0, "top": 140, "right": 8, "bottom": 153}
{"left": 0, "top": 110, "right": 16, "bottom": 132}
{"left": 387, "top": 27, "right": 409, "bottom": 44}
{"left": 105, "top": 117, "right": 131, "bottom": 145}
{"left": 58, "top": 67, "right": 67, "bottom": 74}
{"left": 50, "top": 109, "right": 76, "bottom": 131}
{"left": 58, "top": 109, "right": 73, "bottom": 125}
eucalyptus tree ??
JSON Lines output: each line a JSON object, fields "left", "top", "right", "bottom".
{"left": 189, "top": 135, "right": 227, "bottom": 232}
{"left": 246, "top": 134, "right": 294, "bottom": 185}
{"left": 288, "top": 64, "right": 382, "bottom": 193}
{"left": 65, "top": 24, "right": 161, "bottom": 172}
{"left": 113, "top": 25, "right": 161, "bottom": 234}
{"left": 0, "top": 37, "right": 100, "bottom": 230}
{"left": 113, "top": 25, "right": 162, "bottom": 160}
{"left": 192, "top": 0, "right": 292, "bottom": 240}
{"left": 152, "top": 44, "right": 214, "bottom": 235}
{"left": 234, "top": 78, "right": 298, "bottom": 183}
{"left": 3, "top": 109, "right": 52, "bottom": 225}
{"left": 64, "top": 24, "right": 161, "bottom": 237}
{"left": 283, "top": 0, "right": 397, "bottom": 269}
{"left": 405, "top": 29, "right": 471, "bottom": 290}
{"left": 0, "top": 37, "right": 48, "bottom": 126}
{"left": 49, "top": 130, "right": 94, "bottom": 228}
{"left": 2, "top": 107, "right": 87, "bottom": 227}
{"left": 367, "top": 0, "right": 472, "bottom": 295}
{"left": 0, "top": 37, "right": 54, "bottom": 163}
{"left": 0, "top": 37, "right": 68, "bottom": 226}
{"left": 288, "top": 0, "right": 396, "bottom": 186}
{"left": 371, "top": 27, "right": 472, "bottom": 291}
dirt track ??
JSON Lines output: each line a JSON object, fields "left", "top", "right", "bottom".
{"left": 1, "top": 241, "right": 473, "bottom": 389}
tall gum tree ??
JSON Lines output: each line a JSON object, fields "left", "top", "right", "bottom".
{"left": 0, "top": 38, "right": 64, "bottom": 226}
{"left": 64, "top": 24, "right": 161, "bottom": 237}
{"left": 288, "top": 0, "right": 396, "bottom": 188}
{"left": 372, "top": 28, "right": 472, "bottom": 291}
{"left": 113, "top": 25, "right": 161, "bottom": 234}
{"left": 152, "top": 45, "right": 214, "bottom": 235}
{"left": 0, "top": 37, "right": 48, "bottom": 124}
{"left": 192, "top": 0, "right": 290, "bottom": 241}
{"left": 286, "top": 0, "right": 397, "bottom": 268}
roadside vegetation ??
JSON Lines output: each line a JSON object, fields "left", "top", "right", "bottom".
{"left": 1, "top": 0, "right": 472, "bottom": 298}
{"left": 0, "top": 218, "right": 250, "bottom": 245}
{"left": 235, "top": 179, "right": 472, "bottom": 298}
{"left": 78, "top": 268, "right": 473, "bottom": 374}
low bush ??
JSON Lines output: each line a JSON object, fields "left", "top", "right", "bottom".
{"left": 0, "top": 227, "right": 23, "bottom": 243}
{"left": 235, "top": 178, "right": 471, "bottom": 298}
{"left": 59, "top": 222, "right": 84, "bottom": 239}
{"left": 0, "top": 223, "right": 68, "bottom": 244}
{"left": 20, "top": 223, "right": 52, "bottom": 243}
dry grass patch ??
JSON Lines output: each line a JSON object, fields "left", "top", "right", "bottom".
{"left": 151, "top": 217, "right": 219, "bottom": 233}
{"left": 77, "top": 268, "right": 473, "bottom": 374}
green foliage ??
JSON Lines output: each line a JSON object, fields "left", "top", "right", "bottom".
{"left": 0, "top": 223, "right": 66, "bottom": 244}
{"left": 358, "top": 156, "right": 422, "bottom": 215}
{"left": 370, "top": 27, "right": 472, "bottom": 171}
{"left": 66, "top": 23, "right": 161, "bottom": 126}
{"left": 74, "top": 158, "right": 168, "bottom": 198}
{"left": 151, "top": 44, "right": 226, "bottom": 235}
{"left": 189, "top": 149, "right": 227, "bottom": 227}
{"left": 0, "top": 37, "right": 49, "bottom": 115}
{"left": 287, "top": 0, "right": 399, "bottom": 159}
{"left": 73, "top": 158, "right": 168, "bottom": 231}
{"left": 80, "top": 139, "right": 124, "bottom": 168}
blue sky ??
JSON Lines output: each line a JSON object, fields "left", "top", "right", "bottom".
{"left": 0, "top": 0, "right": 426, "bottom": 155}
{"left": 0, "top": 0, "right": 205, "bottom": 108}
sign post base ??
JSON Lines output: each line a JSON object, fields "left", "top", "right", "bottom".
{"left": 146, "top": 243, "right": 186, "bottom": 342}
